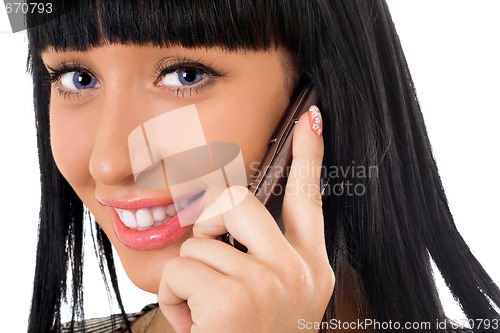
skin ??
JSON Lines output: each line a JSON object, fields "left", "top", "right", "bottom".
{"left": 42, "top": 44, "right": 335, "bottom": 332}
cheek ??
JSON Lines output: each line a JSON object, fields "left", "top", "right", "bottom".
{"left": 49, "top": 103, "right": 96, "bottom": 187}
{"left": 198, "top": 82, "right": 290, "bottom": 183}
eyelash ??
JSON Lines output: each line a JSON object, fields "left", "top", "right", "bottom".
{"left": 47, "top": 62, "right": 96, "bottom": 99}
{"left": 46, "top": 60, "right": 224, "bottom": 100}
{"left": 155, "top": 60, "right": 223, "bottom": 97}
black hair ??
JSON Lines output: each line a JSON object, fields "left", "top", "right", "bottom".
{"left": 27, "top": 0, "right": 500, "bottom": 332}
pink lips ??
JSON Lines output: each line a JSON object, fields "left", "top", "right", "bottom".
{"left": 107, "top": 193, "right": 206, "bottom": 250}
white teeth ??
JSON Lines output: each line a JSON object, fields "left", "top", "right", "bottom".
{"left": 136, "top": 208, "right": 154, "bottom": 229}
{"left": 115, "top": 206, "right": 171, "bottom": 231}
{"left": 152, "top": 206, "right": 167, "bottom": 222}
{"left": 121, "top": 209, "right": 137, "bottom": 229}
{"left": 115, "top": 197, "right": 194, "bottom": 231}
{"left": 166, "top": 204, "right": 177, "bottom": 217}
{"left": 116, "top": 209, "right": 124, "bottom": 220}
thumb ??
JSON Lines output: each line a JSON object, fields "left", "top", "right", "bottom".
{"left": 282, "top": 105, "right": 325, "bottom": 250}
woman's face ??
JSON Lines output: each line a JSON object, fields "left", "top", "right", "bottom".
{"left": 41, "top": 44, "right": 294, "bottom": 293}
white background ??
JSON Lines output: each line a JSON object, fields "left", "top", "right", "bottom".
{"left": 0, "top": 1, "right": 498, "bottom": 331}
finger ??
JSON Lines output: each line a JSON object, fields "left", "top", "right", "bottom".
{"left": 159, "top": 256, "right": 227, "bottom": 305}
{"left": 194, "top": 186, "right": 290, "bottom": 258}
{"left": 180, "top": 236, "right": 258, "bottom": 277}
{"left": 282, "top": 105, "right": 326, "bottom": 251}
{"left": 191, "top": 184, "right": 249, "bottom": 238}
{"left": 158, "top": 257, "right": 234, "bottom": 332}
{"left": 159, "top": 302, "right": 192, "bottom": 333}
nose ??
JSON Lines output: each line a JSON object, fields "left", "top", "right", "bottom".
{"left": 89, "top": 87, "right": 142, "bottom": 186}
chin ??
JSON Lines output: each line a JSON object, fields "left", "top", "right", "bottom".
{"left": 112, "top": 229, "right": 191, "bottom": 294}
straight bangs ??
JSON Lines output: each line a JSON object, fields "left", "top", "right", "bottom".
{"left": 27, "top": 0, "right": 292, "bottom": 56}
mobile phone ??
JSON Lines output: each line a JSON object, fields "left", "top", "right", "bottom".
{"left": 221, "top": 79, "right": 327, "bottom": 251}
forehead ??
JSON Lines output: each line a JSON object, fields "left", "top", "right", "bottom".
{"left": 40, "top": 44, "right": 290, "bottom": 67}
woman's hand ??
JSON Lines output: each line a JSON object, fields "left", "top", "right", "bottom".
{"left": 158, "top": 108, "right": 335, "bottom": 332}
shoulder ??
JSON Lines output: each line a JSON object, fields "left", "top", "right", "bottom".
{"left": 60, "top": 304, "right": 158, "bottom": 333}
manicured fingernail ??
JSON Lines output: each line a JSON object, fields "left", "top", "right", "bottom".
{"left": 308, "top": 105, "right": 323, "bottom": 136}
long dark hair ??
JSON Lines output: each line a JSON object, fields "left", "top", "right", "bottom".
{"left": 27, "top": 1, "right": 500, "bottom": 332}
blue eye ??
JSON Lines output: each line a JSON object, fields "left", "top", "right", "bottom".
{"left": 154, "top": 60, "right": 223, "bottom": 96}
{"left": 60, "top": 71, "right": 98, "bottom": 90}
{"left": 161, "top": 69, "right": 204, "bottom": 86}
{"left": 178, "top": 69, "right": 204, "bottom": 85}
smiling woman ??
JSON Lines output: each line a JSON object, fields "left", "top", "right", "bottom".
{"left": 42, "top": 44, "right": 295, "bottom": 295}
{"left": 24, "top": 1, "right": 500, "bottom": 333}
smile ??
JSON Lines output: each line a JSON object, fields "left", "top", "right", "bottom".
{"left": 109, "top": 191, "right": 206, "bottom": 250}
{"left": 115, "top": 196, "right": 192, "bottom": 231}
